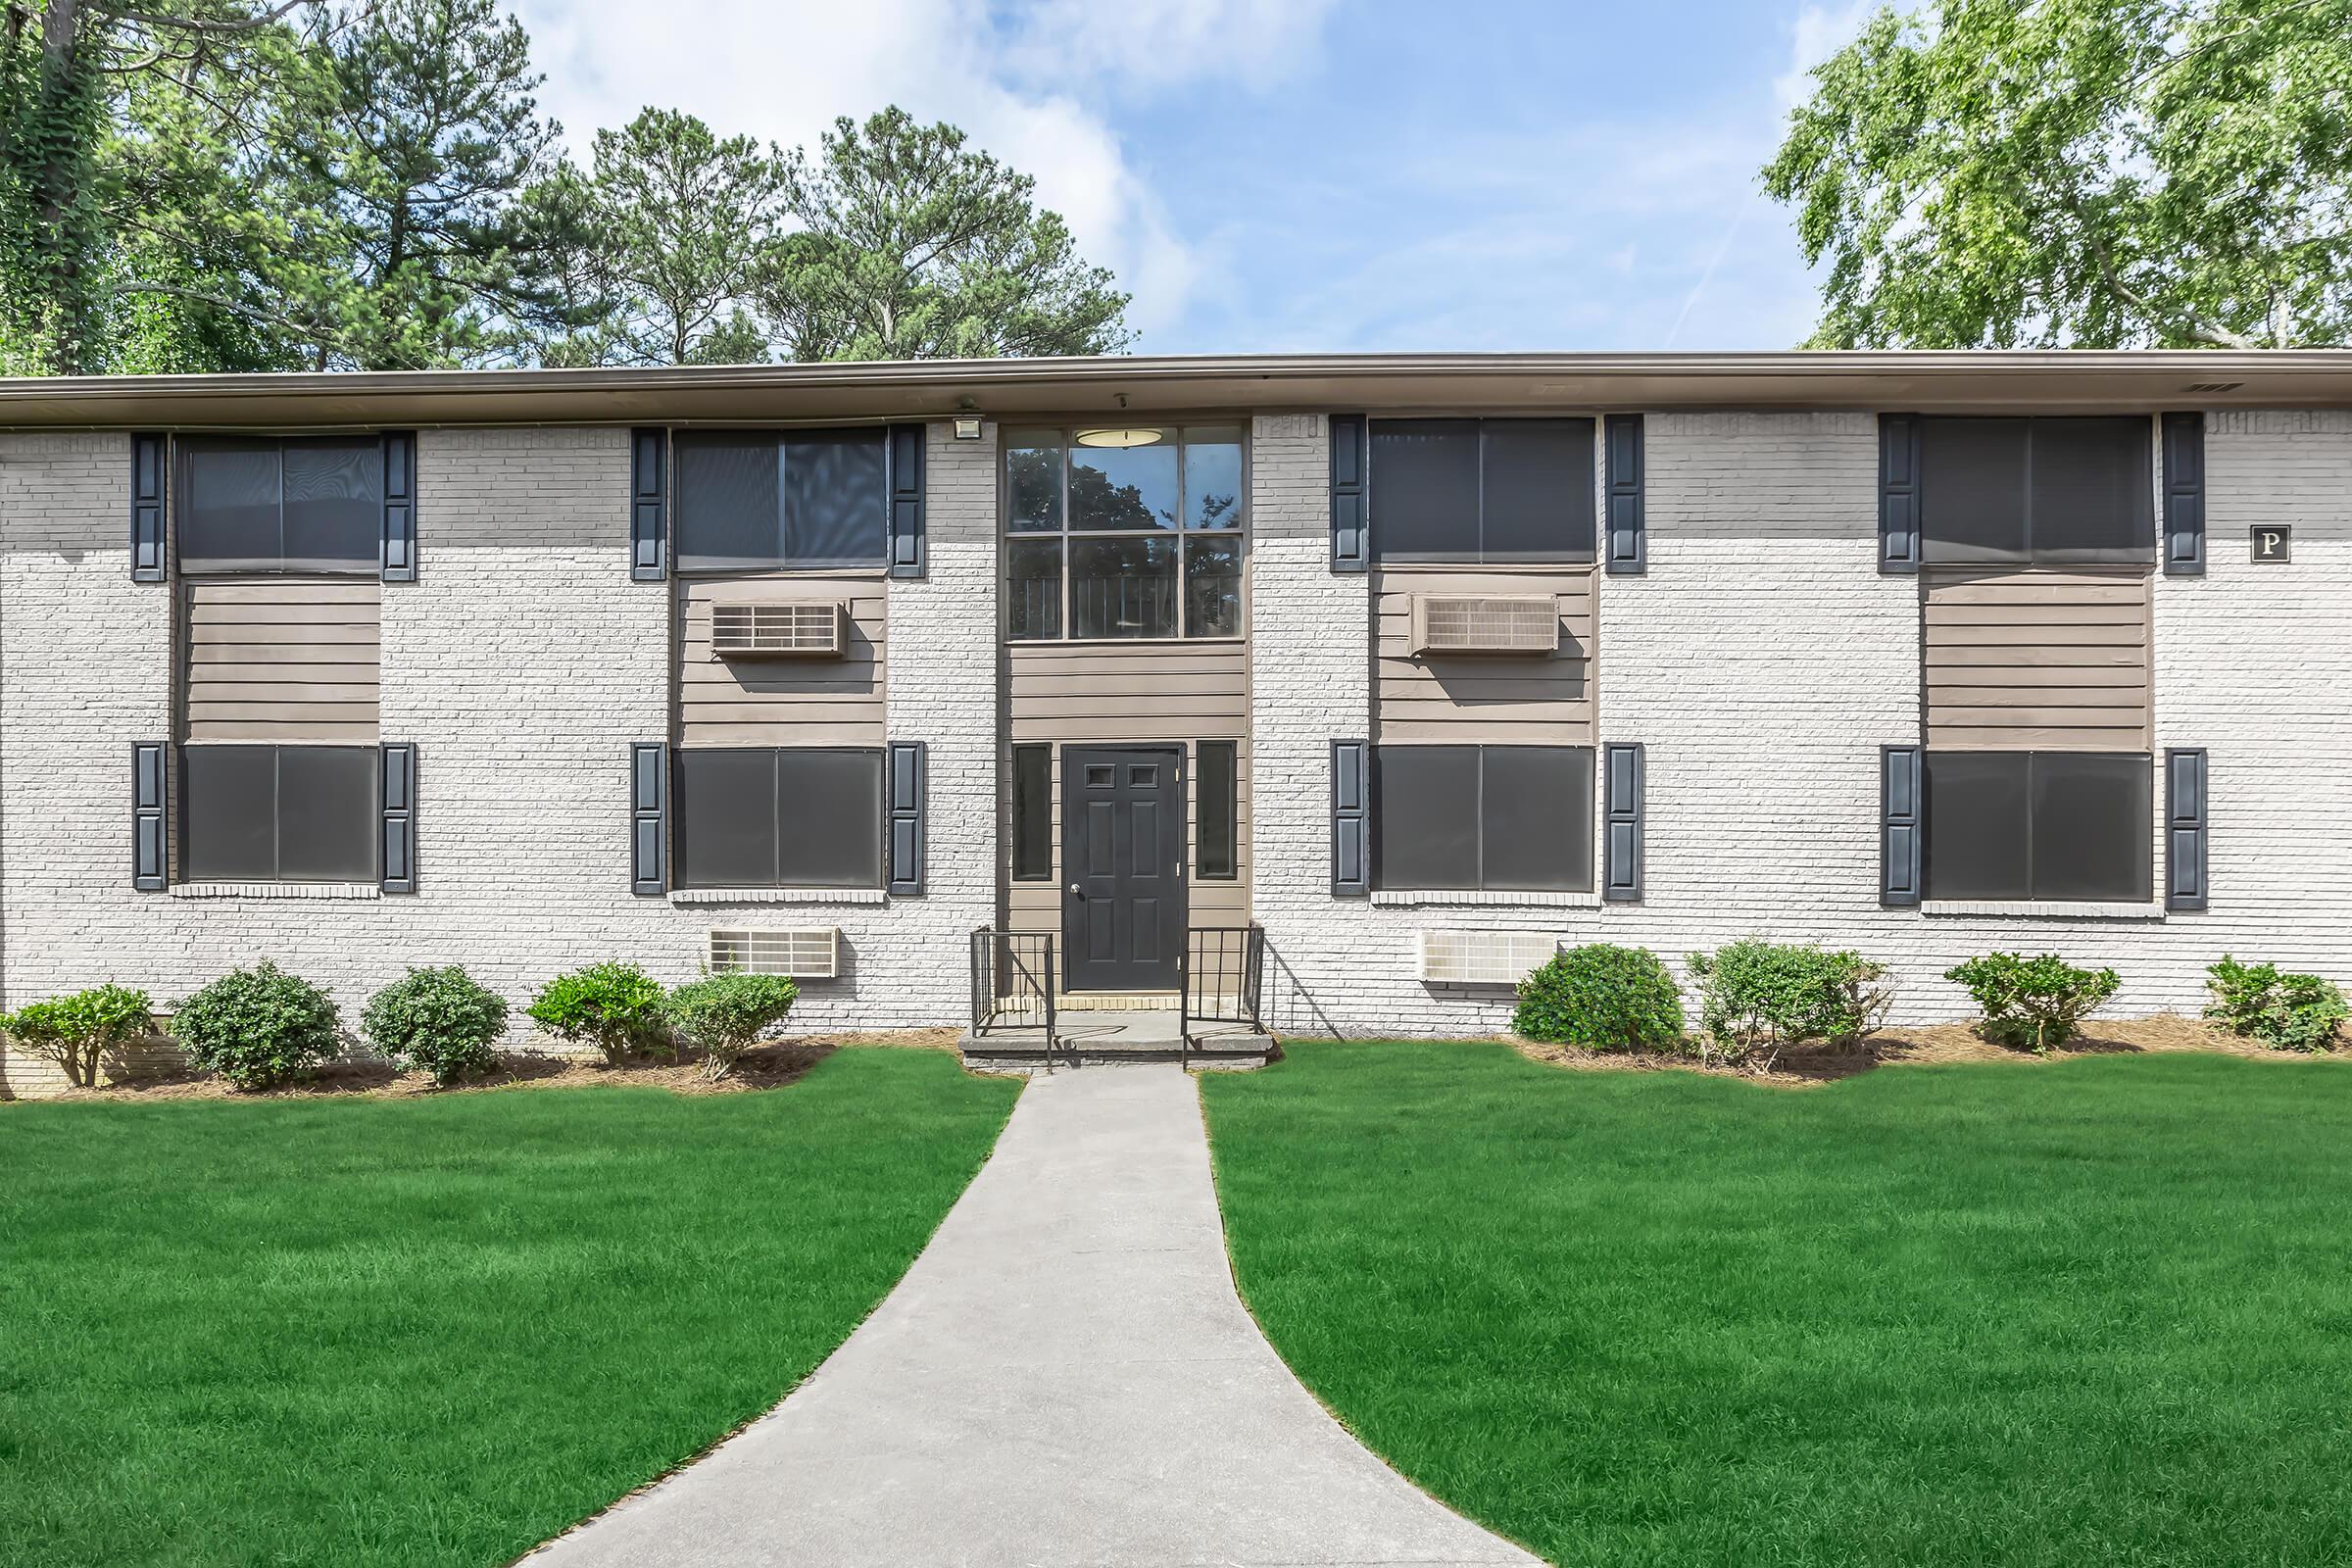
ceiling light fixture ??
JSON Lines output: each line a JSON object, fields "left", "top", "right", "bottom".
{"left": 1074, "top": 427, "right": 1169, "bottom": 449}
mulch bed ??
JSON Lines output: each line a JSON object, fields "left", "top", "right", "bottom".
{"left": 28, "top": 1028, "right": 964, "bottom": 1102}
{"left": 1511, "top": 1012, "right": 2331, "bottom": 1087}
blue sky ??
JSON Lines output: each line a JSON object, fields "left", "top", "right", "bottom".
{"left": 513, "top": 0, "right": 1874, "bottom": 355}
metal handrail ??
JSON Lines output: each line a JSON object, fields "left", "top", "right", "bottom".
{"left": 968, "top": 928, "right": 1055, "bottom": 1044}
{"left": 1180, "top": 923, "right": 1267, "bottom": 1039}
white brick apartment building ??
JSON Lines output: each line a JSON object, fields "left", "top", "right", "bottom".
{"left": 1, "top": 353, "right": 2346, "bottom": 1088}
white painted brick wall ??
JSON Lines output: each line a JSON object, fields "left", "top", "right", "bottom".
{"left": 1248, "top": 410, "right": 2352, "bottom": 1035}
{"left": 7, "top": 408, "right": 2350, "bottom": 1077}
{"left": 0, "top": 424, "right": 997, "bottom": 1094}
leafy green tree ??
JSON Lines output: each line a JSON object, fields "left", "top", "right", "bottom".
{"left": 1765, "top": 0, "right": 2352, "bottom": 348}
{"left": 552, "top": 107, "right": 784, "bottom": 366}
{"left": 763, "top": 106, "right": 1132, "bottom": 362}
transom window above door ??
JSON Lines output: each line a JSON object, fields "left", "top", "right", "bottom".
{"left": 1003, "top": 425, "right": 1245, "bottom": 640}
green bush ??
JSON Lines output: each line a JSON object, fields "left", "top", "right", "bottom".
{"left": 172, "top": 961, "right": 343, "bottom": 1090}
{"left": 362, "top": 966, "right": 511, "bottom": 1086}
{"left": 1512, "top": 944, "right": 1685, "bottom": 1053}
{"left": 1686, "top": 939, "right": 1890, "bottom": 1069}
{"left": 2204, "top": 956, "right": 2347, "bottom": 1054}
{"left": 1944, "top": 952, "right": 2121, "bottom": 1054}
{"left": 663, "top": 973, "right": 800, "bottom": 1082}
{"left": 2, "top": 983, "right": 157, "bottom": 1089}
{"left": 526, "top": 962, "right": 670, "bottom": 1065}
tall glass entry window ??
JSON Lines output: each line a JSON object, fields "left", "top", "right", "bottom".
{"left": 1004, "top": 425, "right": 1245, "bottom": 640}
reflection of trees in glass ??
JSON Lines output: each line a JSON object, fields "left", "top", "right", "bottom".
{"left": 1004, "top": 445, "right": 1061, "bottom": 531}
{"left": 1185, "top": 537, "right": 1242, "bottom": 636}
{"left": 1195, "top": 491, "right": 1238, "bottom": 530}
{"left": 1069, "top": 463, "right": 1169, "bottom": 529}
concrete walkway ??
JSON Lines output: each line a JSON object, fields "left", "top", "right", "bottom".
{"left": 528, "top": 1064, "right": 1537, "bottom": 1567}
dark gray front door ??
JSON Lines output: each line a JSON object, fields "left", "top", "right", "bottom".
{"left": 1062, "top": 746, "right": 1186, "bottom": 992}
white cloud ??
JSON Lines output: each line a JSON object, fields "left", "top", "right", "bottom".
{"left": 1775, "top": 0, "right": 1879, "bottom": 112}
{"left": 510, "top": 0, "right": 1333, "bottom": 343}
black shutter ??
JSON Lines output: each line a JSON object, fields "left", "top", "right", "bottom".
{"left": 2162, "top": 412, "right": 2205, "bottom": 576}
{"left": 1602, "top": 742, "right": 1644, "bottom": 902}
{"left": 1330, "top": 413, "right": 1369, "bottom": 572}
{"left": 887, "top": 740, "right": 925, "bottom": 896}
{"left": 630, "top": 428, "right": 667, "bottom": 582}
{"left": 380, "top": 431, "right": 416, "bottom": 582}
{"left": 2166, "top": 748, "right": 2208, "bottom": 911}
{"left": 1878, "top": 414, "right": 1922, "bottom": 573}
{"left": 1331, "top": 739, "right": 1370, "bottom": 896}
{"left": 131, "top": 433, "right": 167, "bottom": 583}
{"left": 132, "top": 742, "right": 167, "bottom": 890}
{"left": 887, "top": 423, "right": 926, "bottom": 579}
{"left": 1881, "top": 744, "right": 1923, "bottom": 906}
{"left": 630, "top": 742, "right": 668, "bottom": 894}
{"left": 1604, "top": 415, "right": 1646, "bottom": 575}
{"left": 380, "top": 743, "right": 416, "bottom": 893}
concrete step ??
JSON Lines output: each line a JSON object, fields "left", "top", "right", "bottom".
{"left": 959, "top": 1009, "right": 1275, "bottom": 1073}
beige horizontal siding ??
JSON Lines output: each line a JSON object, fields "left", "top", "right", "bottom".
{"left": 1373, "top": 564, "right": 1595, "bottom": 743}
{"left": 1923, "top": 567, "right": 2151, "bottom": 752}
{"left": 676, "top": 574, "right": 885, "bottom": 746}
{"left": 181, "top": 577, "right": 379, "bottom": 742}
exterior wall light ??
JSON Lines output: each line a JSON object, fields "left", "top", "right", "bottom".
{"left": 954, "top": 416, "right": 985, "bottom": 441}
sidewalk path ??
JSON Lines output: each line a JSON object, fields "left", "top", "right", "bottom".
{"left": 527, "top": 1063, "right": 1538, "bottom": 1567}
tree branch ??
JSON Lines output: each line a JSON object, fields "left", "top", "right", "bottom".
{"left": 2065, "top": 194, "right": 2255, "bottom": 348}
{"left": 110, "top": 277, "right": 353, "bottom": 351}
{"left": 94, "top": 0, "right": 305, "bottom": 33}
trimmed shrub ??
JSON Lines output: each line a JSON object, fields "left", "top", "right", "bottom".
{"left": 1513, "top": 944, "right": 1685, "bottom": 1053}
{"left": 2204, "top": 956, "right": 2347, "bottom": 1054}
{"left": 2, "top": 983, "right": 157, "bottom": 1089}
{"left": 1944, "top": 952, "right": 2121, "bottom": 1054}
{"left": 362, "top": 966, "right": 511, "bottom": 1086}
{"left": 663, "top": 973, "right": 800, "bottom": 1082}
{"left": 526, "top": 962, "right": 670, "bottom": 1065}
{"left": 1686, "top": 939, "right": 1890, "bottom": 1070}
{"left": 172, "top": 961, "right": 343, "bottom": 1090}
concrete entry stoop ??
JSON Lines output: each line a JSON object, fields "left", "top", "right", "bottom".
{"left": 525, "top": 1063, "right": 1536, "bottom": 1568}
{"left": 957, "top": 1006, "right": 1277, "bottom": 1072}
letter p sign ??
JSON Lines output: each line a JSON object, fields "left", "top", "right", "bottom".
{"left": 2250, "top": 525, "right": 2292, "bottom": 564}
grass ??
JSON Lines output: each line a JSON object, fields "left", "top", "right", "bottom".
{"left": 0, "top": 1048, "right": 1018, "bottom": 1568}
{"left": 1203, "top": 1042, "right": 2352, "bottom": 1568}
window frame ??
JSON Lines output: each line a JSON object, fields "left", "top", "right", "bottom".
{"left": 999, "top": 423, "right": 1249, "bottom": 643}
{"left": 1371, "top": 742, "right": 1595, "bottom": 894}
{"left": 173, "top": 434, "right": 389, "bottom": 577}
{"left": 669, "top": 426, "right": 897, "bottom": 576}
{"left": 1009, "top": 744, "right": 1054, "bottom": 882}
{"left": 672, "top": 746, "right": 886, "bottom": 891}
{"left": 1917, "top": 415, "right": 2158, "bottom": 567}
{"left": 1366, "top": 416, "right": 1598, "bottom": 565}
{"left": 1197, "top": 740, "right": 1239, "bottom": 881}
{"left": 176, "top": 741, "right": 381, "bottom": 884}
{"left": 1923, "top": 749, "right": 2154, "bottom": 903}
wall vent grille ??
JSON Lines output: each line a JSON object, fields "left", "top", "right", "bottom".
{"left": 1409, "top": 595, "right": 1559, "bottom": 655}
{"left": 1415, "top": 928, "right": 1558, "bottom": 986}
{"left": 710, "top": 602, "right": 844, "bottom": 658}
{"left": 709, "top": 927, "right": 839, "bottom": 978}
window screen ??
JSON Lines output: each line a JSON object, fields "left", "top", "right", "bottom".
{"left": 1370, "top": 418, "right": 1595, "bottom": 563}
{"left": 180, "top": 743, "right": 378, "bottom": 883}
{"left": 672, "top": 429, "right": 889, "bottom": 571}
{"left": 1374, "top": 744, "right": 1592, "bottom": 892}
{"left": 1920, "top": 417, "right": 2153, "bottom": 565}
{"left": 178, "top": 437, "right": 382, "bottom": 573}
{"left": 674, "top": 747, "right": 883, "bottom": 889}
{"left": 1925, "top": 750, "right": 2149, "bottom": 901}
{"left": 1198, "top": 741, "right": 1238, "bottom": 879}
{"left": 1011, "top": 746, "right": 1053, "bottom": 879}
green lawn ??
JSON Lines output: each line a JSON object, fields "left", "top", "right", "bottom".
{"left": 0, "top": 1049, "right": 1018, "bottom": 1568}
{"left": 1203, "top": 1043, "right": 2352, "bottom": 1568}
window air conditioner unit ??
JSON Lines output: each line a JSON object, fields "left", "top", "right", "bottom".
{"left": 1408, "top": 595, "right": 1559, "bottom": 656}
{"left": 709, "top": 927, "right": 839, "bottom": 979}
{"left": 710, "top": 602, "right": 845, "bottom": 658}
{"left": 1415, "top": 929, "right": 1558, "bottom": 987}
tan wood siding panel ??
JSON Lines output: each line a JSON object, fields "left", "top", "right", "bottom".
{"left": 1373, "top": 564, "right": 1595, "bottom": 744}
{"left": 181, "top": 577, "right": 379, "bottom": 742}
{"left": 1922, "top": 567, "right": 2151, "bottom": 752}
{"left": 1004, "top": 640, "right": 1248, "bottom": 742}
{"left": 676, "top": 575, "right": 886, "bottom": 747}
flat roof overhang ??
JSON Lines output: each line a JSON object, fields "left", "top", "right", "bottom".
{"left": 3, "top": 351, "right": 2351, "bottom": 429}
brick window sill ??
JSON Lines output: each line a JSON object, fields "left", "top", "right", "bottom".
{"left": 1371, "top": 889, "right": 1602, "bottom": 909}
{"left": 1921, "top": 899, "right": 2165, "bottom": 920}
{"left": 168, "top": 882, "right": 380, "bottom": 901}
{"left": 668, "top": 888, "right": 887, "bottom": 906}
